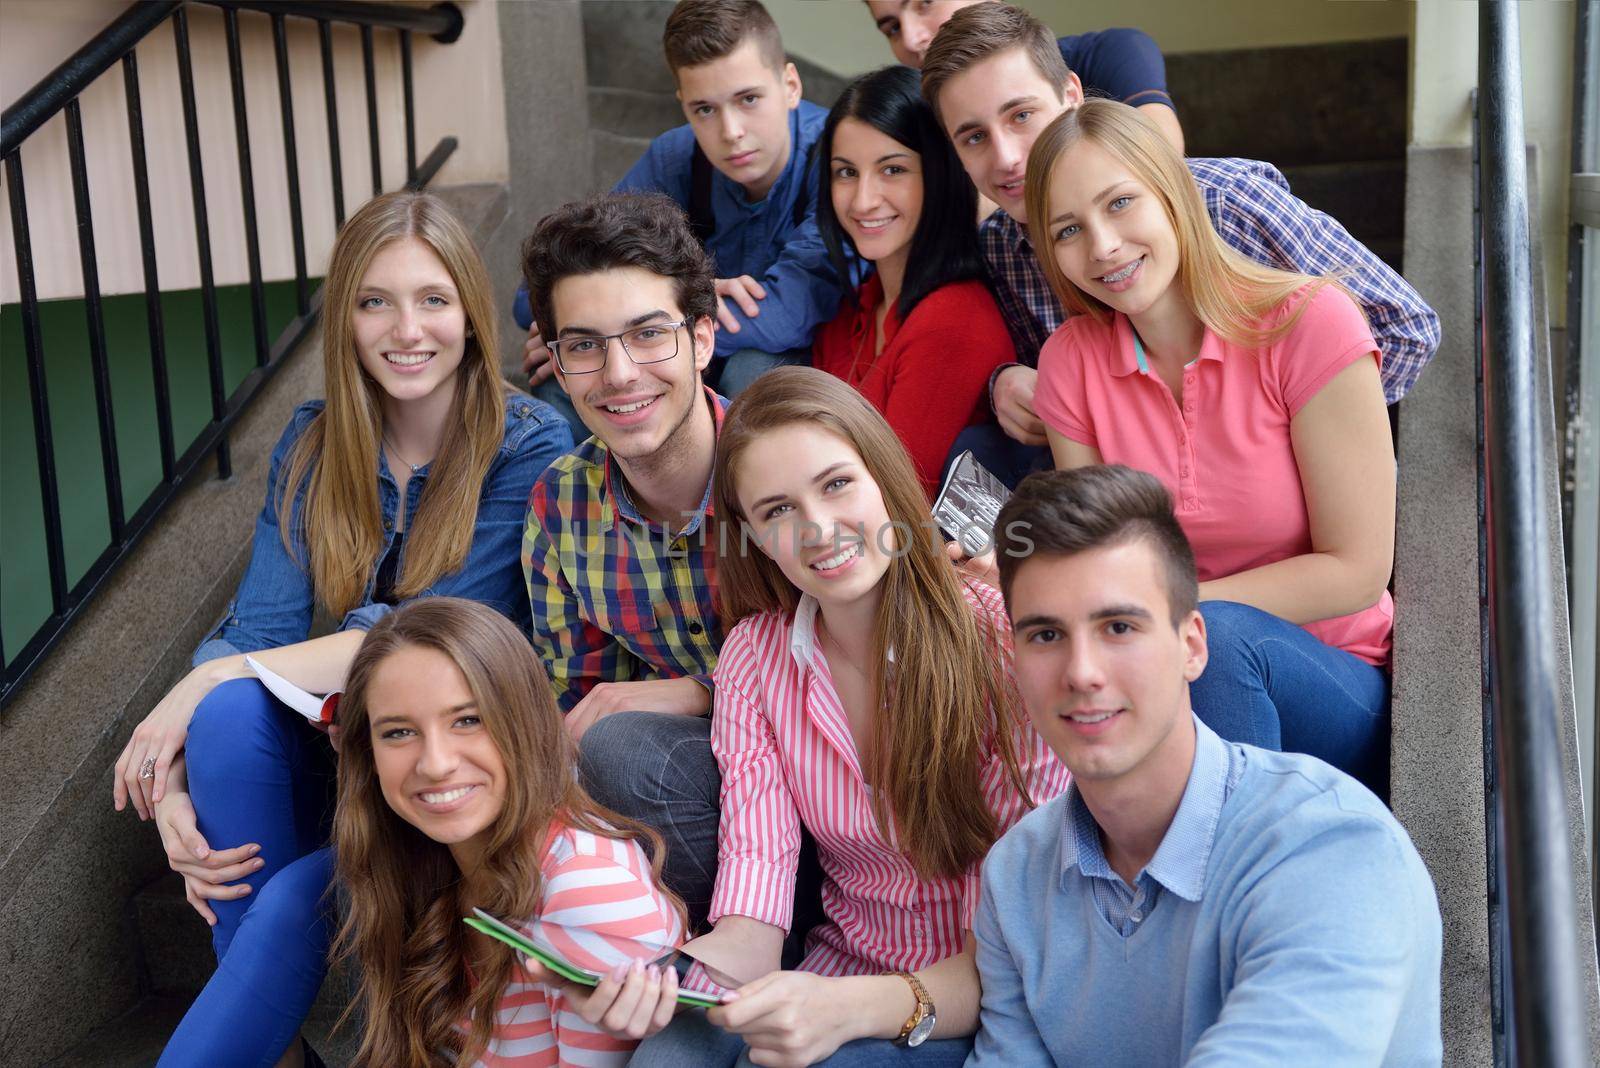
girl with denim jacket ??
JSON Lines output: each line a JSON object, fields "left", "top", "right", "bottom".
{"left": 111, "top": 191, "right": 572, "bottom": 1066}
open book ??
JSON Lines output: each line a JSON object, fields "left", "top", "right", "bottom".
{"left": 243, "top": 655, "right": 339, "bottom": 726}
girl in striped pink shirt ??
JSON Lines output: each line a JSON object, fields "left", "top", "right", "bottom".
{"left": 330, "top": 598, "right": 686, "bottom": 1067}
{"left": 631, "top": 368, "right": 1069, "bottom": 1067}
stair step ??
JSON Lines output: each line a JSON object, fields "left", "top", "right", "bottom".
{"left": 592, "top": 129, "right": 653, "bottom": 193}
{"left": 1277, "top": 158, "right": 1406, "bottom": 249}
{"left": 583, "top": 0, "right": 676, "bottom": 95}
{"left": 133, "top": 874, "right": 217, "bottom": 997}
{"left": 55, "top": 994, "right": 360, "bottom": 1068}
{"left": 590, "top": 86, "right": 684, "bottom": 140}
{"left": 1168, "top": 37, "right": 1407, "bottom": 167}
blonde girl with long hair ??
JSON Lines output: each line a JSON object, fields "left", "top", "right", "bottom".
{"left": 1026, "top": 99, "right": 1396, "bottom": 793}
{"left": 628, "top": 366, "right": 1068, "bottom": 1068}
{"left": 333, "top": 597, "right": 684, "bottom": 1067}
{"left": 118, "top": 192, "right": 572, "bottom": 1067}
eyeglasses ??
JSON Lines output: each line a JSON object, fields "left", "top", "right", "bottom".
{"left": 546, "top": 319, "right": 690, "bottom": 375}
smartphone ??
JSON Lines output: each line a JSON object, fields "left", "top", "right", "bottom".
{"left": 932, "top": 450, "right": 1010, "bottom": 558}
{"left": 463, "top": 907, "right": 734, "bottom": 1009}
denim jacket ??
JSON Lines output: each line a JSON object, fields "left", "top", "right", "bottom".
{"left": 194, "top": 392, "right": 573, "bottom": 665}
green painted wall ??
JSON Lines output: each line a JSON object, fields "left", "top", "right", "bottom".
{"left": 1, "top": 280, "right": 312, "bottom": 670}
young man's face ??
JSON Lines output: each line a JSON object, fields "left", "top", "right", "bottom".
{"left": 865, "top": 0, "right": 985, "bottom": 69}
{"left": 676, "top": 39, "right": 803, "bottom": 202}
{"left": 1008, "top": 539, "right": 1206, "bottom": 787}
{"left": 936, "top": 46, "right": 1082, "bottom": 223}
{"left": 548, "top": 266, "right": 714, "bottom": 462}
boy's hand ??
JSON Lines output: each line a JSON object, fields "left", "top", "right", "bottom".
{"left": 522, "top": 324, "right": 556, "bottom": 385}
{"left": 714, "top": 275, "right": 767, "bottom": 334}
{"left": 992, "top": 365, "right": 1047, "bottom": 446}
{"left": 564, "top": 677, "right": 711, "bottom": 743}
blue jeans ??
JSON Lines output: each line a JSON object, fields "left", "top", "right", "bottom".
{"left": 1193, "top": 601, "right": 1391, "bottom": 794}
{"left": 631, "top": 1008, "right": 974, "bottom": 1067}
{"left": 706, "top": 348, "right": 810, "bottom": 398}
{"left": 159, "top": 680, "right": 337, "bottom": 1066}
{"left": 579, "top": 712, "right": 723, "bottom": 933}
{"left": 943, "top": 423, "right": 1050, "bottom": 492}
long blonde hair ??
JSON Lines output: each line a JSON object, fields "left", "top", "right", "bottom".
{"left": 332, "top": 598, "right": 683, "bottom": 1066}
{"left": 712, "top": 368, "right": 1032, "bottom": 880}
{"left": 1024, "top": 99, "right": 1342, "bottom": 348}
{"left": 276, "top": 192, "right": 508, "bottom": 617}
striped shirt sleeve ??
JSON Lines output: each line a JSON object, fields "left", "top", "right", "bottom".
{"left": 706, "top": 618, "right": 805, "bottom": 932}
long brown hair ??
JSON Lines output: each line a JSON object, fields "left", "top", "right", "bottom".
{"left": 331, "top": 598, "right": 682, "bottom": 1066}
{"left": 277, "top": 192, "right": 509, "bottom": 617}
{"left": 712, "top": 367, "right": 1031, "bottom": 880}
{"left": 1024, "top": 100, "right": 1345, "bottom": 348}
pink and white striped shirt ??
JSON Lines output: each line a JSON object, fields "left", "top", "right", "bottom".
{"left": 465, "top": 822, "right": 683, "bottom": 1068}
{"left": 708, "top": 580, "right": 1069, "bottom": 976}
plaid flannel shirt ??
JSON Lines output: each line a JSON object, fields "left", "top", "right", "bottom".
{"left": 522, "top": 389, "right": 726, "bottom": 712}
{"left": 980, "top": 156, "right": 1441, "bottom": 405}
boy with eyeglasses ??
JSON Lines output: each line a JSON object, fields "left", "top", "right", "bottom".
{"left": 515, "top": 0, "right": 844, "bottom": 438}
{"left": 520, "top": 191, "right": 731, "bottom": 930}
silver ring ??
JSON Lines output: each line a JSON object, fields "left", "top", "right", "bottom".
{"left": 138, "top": 756, "right": 157, "bottom": 781}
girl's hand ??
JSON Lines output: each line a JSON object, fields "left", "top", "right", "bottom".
{"left": 153, "top": 787, "right": 262, "bottom": 925}
{"left": 523, "top": 956, "right": 680, "bottom": 1040}
{"left": 945, "top": 541, "right": 1000, "bottom": 589}
{"left": 114, "top": 659, "right": 243, "bottom": 819}
{"left": 708, "top": 971, "right": 866, "bottom": 1067}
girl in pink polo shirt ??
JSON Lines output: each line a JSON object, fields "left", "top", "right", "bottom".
{"left": 1025, "top": 100, "right": 1396, "bottom": 793}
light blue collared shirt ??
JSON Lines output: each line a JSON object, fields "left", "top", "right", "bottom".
{"left": 968, "top": 716, "right": 1444, "bottom": 1067}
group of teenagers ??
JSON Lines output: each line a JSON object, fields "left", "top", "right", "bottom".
{"left": 112, "top": 1, "right": 1449, "bottom": 1065}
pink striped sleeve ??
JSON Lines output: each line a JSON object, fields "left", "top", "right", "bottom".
{"left": 707, "top": 618, "right": 804, "bottom": 931}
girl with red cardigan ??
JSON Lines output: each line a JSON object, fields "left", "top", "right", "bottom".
{"left": 811, "top": 65, "right": 1013, "bottom": 496}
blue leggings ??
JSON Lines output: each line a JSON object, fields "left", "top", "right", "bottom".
{"left": 1193, "top": 601, "right": 1391, "bottom": 795}
{"left": 158, "top": 679, "right": 337, "bottom": 1067}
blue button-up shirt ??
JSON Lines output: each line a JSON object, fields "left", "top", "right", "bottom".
{"left": 968, "top": 716, "right": 1444, "bottom": 1067}
{"left": 980, "top": 156, "right": 1442, "bottom": 404}
{"left": 514, "top": 102, "right": 846, "bottom": 360}
{"left": 194, "top": 392, "right": 572, "bottom": 663}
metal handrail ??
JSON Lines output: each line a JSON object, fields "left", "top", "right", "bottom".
{"left": 1, "top": 1, "right": 462, "bottom": 702}
{"left": 1475, "top": 3, "right": 1594, "bottom": 1065}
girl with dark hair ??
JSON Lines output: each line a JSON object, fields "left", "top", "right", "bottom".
{"left": 811, "top": 65, "right": 1013, "bottom": 495}
{"left": 333, "top": 597, "right": 684, "bottom": 1066}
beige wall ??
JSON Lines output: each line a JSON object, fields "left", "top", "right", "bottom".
{"left": 1411, "top": 0, "right": 1575, "bottom": 327}
{"left": 0, "top": 0, "right": 508, "bottom": 304}
{"left": 769, "top": 0, "right": 1413, "bottom": 78}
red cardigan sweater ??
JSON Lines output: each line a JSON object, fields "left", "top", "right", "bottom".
{"left": 812, "top": 274, "right": 1013, "bottom": 495}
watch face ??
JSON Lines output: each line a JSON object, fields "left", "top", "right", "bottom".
{"left": 907, "top": 1012, "right": 937, "bottom": 1047}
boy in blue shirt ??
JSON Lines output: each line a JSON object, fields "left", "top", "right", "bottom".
{"left": 972, "top": 465, "right": 1443, "bottom": 1066}
{"left": 864, "top": 0, "right": 1185, "bottom": 151}
{"left": 517, "top": 0, "right": 843, "bottom": 437}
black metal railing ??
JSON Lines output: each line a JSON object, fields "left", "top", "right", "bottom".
{"left": 1473, "top": 3, "right": 1594, "bottom": 1065}
{"left": 0, "top": 1, "right": 464, "bottom": 704}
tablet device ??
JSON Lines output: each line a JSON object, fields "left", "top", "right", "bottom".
{"left": 463, "top": 907, "right": 734, "bottom": 1009}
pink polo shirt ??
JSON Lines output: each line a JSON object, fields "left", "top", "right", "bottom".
{"left": 1034, "top": 284, "right": 1392, "bottom": 666}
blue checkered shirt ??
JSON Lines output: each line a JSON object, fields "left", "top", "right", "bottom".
{"left": 979, "top": 157, "right": 1441, "bottom": 405}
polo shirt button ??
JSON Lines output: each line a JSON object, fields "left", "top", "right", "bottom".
{"left": 1130, "top": 910, "right": 1143, "bottom": 923}
{"left": 688, "top": 620, "right": 704, "bottom": 635}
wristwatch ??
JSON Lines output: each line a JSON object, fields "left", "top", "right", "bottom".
{"left": 891, "top": 971, "right": 937, "bottom": 1048}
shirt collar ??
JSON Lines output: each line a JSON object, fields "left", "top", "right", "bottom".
{"left": 788, "top": 593, "right": 896, "bottom": 671}
{"left": 602, "top": 385, "right": 727, "bottom": 532}
{"left": 987, "top": 209, "right": 1031, "bottom": 255}
{"left": 1059, "top": 713, "right": 1231, "bottom": 902}
{"left": 1111, "top": 316, "right": 1225, "bottom": 379}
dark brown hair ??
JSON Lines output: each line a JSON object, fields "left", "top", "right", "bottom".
{"left": 663, "top": 0, "right": 785, "bottom": 75}
{"left": 332, "top": 597, "right": 683, "bottom": 1066}
{"left": 713, "top": 367, "right": 1032, "bottom": 880}
{"left": 996, "top": 466, "right": 1199, "bottom": 624}
{"left": 919, "top": 1, "right": 1071, "bottom": 125}
{"left": 521, "top": 192, "right": 717, "bottom": 342}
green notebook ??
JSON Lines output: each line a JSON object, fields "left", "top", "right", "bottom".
{"left": 463, "top": 907, "right": 730, "bottom": 1009}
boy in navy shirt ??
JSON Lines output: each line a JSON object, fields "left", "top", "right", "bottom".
{"left": 518, "top": 0, "right": 843, "bottom": 436}
{"left": 864, "top": 0, "right": 1185, "bottom": 151}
